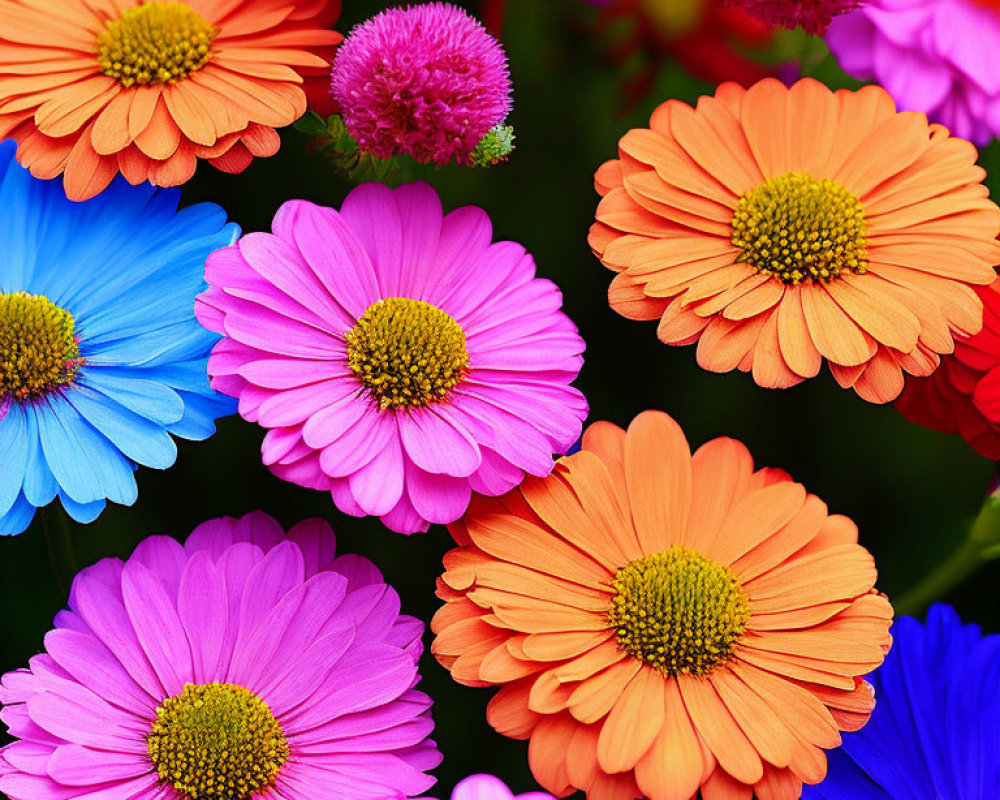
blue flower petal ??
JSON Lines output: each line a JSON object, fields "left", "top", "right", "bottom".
{"left": 804, "top": 603, "right": 1000, "bottom": 800}
{"left": 58, "top": 493, "right": 107, "bottom": 525}
{"left": 78, "top": 371, "right": 184, "bottom": 427}
{"left": 64, "top": 385, "right": 178, "bottom": 470}
{"left": 170, "top": 390, "right": 237, "bottom": 441}
{"left": 22, "top": 407, "right": 58, "bottom": 508}
{"left": 0, "top": 145, "right": 234, "bottom": 533}
{"left": 0, "top": 493, "right": 36, "bottom": 536}
{"left": 37, "top": 394, "right": 137, "bottom": 507}
{"left": 0, "top": 406, "right": 29, "bottom": 513}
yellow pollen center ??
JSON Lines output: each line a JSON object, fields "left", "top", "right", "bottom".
{"left": 147, "top": 683, "right": 288, "bottom": 800}
{"left": 97, "top": 1, "right": 217, "bottom": 87}
{"left": 347, "top": 297, "right": 470, "bottom": 410}
{"left": 0, "top": 292, "right": 81, "bottom": 402}
{"left": 731, "top": 171, "right": 869, "bottom": 285}
{"left": 608, "top": 547, "right": 751, "bottom": 677}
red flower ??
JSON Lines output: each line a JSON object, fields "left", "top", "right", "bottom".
{"left": 723, "top": 0, "right": 864, "bottom": 35}
{"left": 896, "top": 279, "right": 1000, "bottom": 459}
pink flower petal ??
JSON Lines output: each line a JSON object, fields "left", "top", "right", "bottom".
{"left": 238, "top": 358, "right": 350, "bottom": 391}
{"left": 285, "top": 518, "right": 339, "bottom": 577}
{"left": 230, "top": 572, "right": 348, "bottom": 689}
{"left": 177, "top": 552, "right": 228, "bottom": 684}
{"left": 380, "top": 487, "right": 430, "bottom": 534}
{"left": 43, "top": 630, "right": 156, "bottom": 717}
{"left": 26, "top": 683, "right": 148, "bottom": 753}
{"left": 68, "top": 575, "right": 164, "bottom": 700}
{"left": 121, "top": 561, "right": 193, "bottom": 697}
{"left": 405, "top": 462, "right": 472, "bottom": 524}
{"left": 348, "top": 436, "right": 405, "bottom": 516}
{"left": 318, "top": 409, "right": 396, "bottom": 478}
{"left": 286, "top": 201, "right": 381, "bottom": 319}
{"left": 238, "top": 231, "right": 353, "bottom": 328}
{"left": 46, "top": 745, "right": 151, "bottom": 787}
{"left": 397, "top": 408, "right": 481, "bottom": 477}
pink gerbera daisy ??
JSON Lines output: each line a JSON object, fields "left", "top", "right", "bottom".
{"left": 195, "top": 182, "right": 587, "bottom": 534}
{"left": 0, "top": 511, "right": 441, "bottom": 800}
{"left": 421, "top": 774, "right": 556, "bottom": 800}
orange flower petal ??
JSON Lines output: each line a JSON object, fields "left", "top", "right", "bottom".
{"left": 685, "top": 437, "right": 755, "bottom": 554}
{"left": 711, "top": 668, "right": 795, "bottom": 769}
{"left": 711, "top": 482, "right": 807, "bottom": 565}
{"left": 754, "top": 766, "right": 802, "bottom": 800}
{"left": 634, "top": 679, "right": 708, "bottom": 800}
{"left": 701, "top": 768, "right": 753, "bottom": 800}
{"left": 624, "top": 411, "right": 692, "bottom": 552}
{"left": 824, "top": 276, "right": 921, "bottom": 352}
{"left": 678, "top": 676, "right": 763, "bottom": 785}
{"left": 568, "top": 660, "right": 642, "bottom": 725}
{"left": 486, "top": 679, "right": 542, "bottom": 739}
{"left": 597, "top": 668, "right": 665, "bottom": 772}
{"left": 528, "top": 716, "right": 577, "bottom": 796}
{"left": 800, "top": 284, "right": 875, "bottom": 367}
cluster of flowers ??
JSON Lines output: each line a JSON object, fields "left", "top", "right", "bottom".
{"left": 0, "top": 1, "right": 998, "bottom": 800}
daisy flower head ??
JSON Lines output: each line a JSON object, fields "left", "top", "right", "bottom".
{"left": 421, "top": 774, "right": 556, "bottom": 800}
{"left": 724, "top": 0, "right": 862, "bottom": 34}
{"left": 432, "top": 410, "right": 893, "bottom": 800}
{"left": 827, "top": 0, "right": 1000, "bottom": 145}
{"left": 330, "top": 3, "right": 512, "bottom": 166}
{"left": 0, "top": 0, "right": 343, "bottom": 201}
{"left": 195, "top": 181, "right": 587, "bottom": 535}
{"left": 896, "top": 278, "right": 1000, "bottom": 458}
{"left": 590, "top": 77, "right": 1000, "bottom": 403}
{"left": 804, "top": 604, "right": 1000, "bottom": 800}
{"left": 0, "top": 140, "right": 236, "bottom": 536}
{"left": 0, "top": 511, "right": 441, "bottom": 800}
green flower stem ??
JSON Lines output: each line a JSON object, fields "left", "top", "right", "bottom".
{"left": 895, "top": 491, "right": 1000, "bottom": 616}
{"left": 41, "top": 504, "right": 77, "bottom": 598}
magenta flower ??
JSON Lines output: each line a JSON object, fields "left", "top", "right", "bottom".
{"left": 195, "top": 182, "right": 587, "bottom": 534}
{"left": 421, "top": 774, "right": 556, "bottom": 800}
{"left": 726, "top": 0, "right": 862, "bottom": 33}
{"left": 827, "top": 0, "right": 1000, "bottom": 145}
{"left": 330, "top": 3, "right": 512, "bottom": 165}
{"left": 0, "top": 511, "right": 441, "bottom": 800}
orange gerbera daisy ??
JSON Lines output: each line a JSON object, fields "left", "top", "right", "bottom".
{"left": 432, "top": 410, "right": 893, "bottom": 800}
{"left": 590, "top": 77, "right": 1000, "bottom": 403}
{"left": 0, "top": 0, "right": 342, "bottom": 200}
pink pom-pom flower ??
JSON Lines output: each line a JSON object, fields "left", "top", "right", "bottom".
{"left": 330, "top": 2, "right": 512, "bottom": 165}
{"left": 195, "top": 181, "right": 587, "bottom": 534}
{"left": 0, "top": 511, "right": 441, "bottom": 800}
{"left": 725, "top": 0, "right": 863, "bottom": 34}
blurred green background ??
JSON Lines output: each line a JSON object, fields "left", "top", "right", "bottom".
{"left": 3, "top": 1, "right": 999, "bottom": 797}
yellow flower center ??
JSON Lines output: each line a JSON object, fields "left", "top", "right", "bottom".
{"left": 608, "top": 547, "right": 751, "bottom": 677}
{"left": 97, "top": 1, "right": 217, "bottom": 87}
{"left": 347, "top": 297, "right": 469, "bottom": 410}
{"left": 0, "top": 292, "right": 82, "bottom": 402}
{"left": 147, "top": 683, "right": 289, "bottom": 800}
{"left": 731, "top": 171, "right": 869, "bottom": 285}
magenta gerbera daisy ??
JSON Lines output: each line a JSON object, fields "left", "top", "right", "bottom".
{"left": 330, "top": 2, "right": 512, "bottom": 165}
{"left": 0, "top": 511, "right": 441, "bottom": 800}
{"left": 195, "top": 181, "right": 587, "bottom": 534}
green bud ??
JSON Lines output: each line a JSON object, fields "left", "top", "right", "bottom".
{"left": 469, "top": 124, "right": 516, "bottom": 168}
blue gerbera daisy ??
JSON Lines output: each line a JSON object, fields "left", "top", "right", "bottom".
{"left": 804, "top": 603, "right": 1000, "bottom": 800}
{"left": 0, "top": 140, "right": 238, "bottom": 535}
